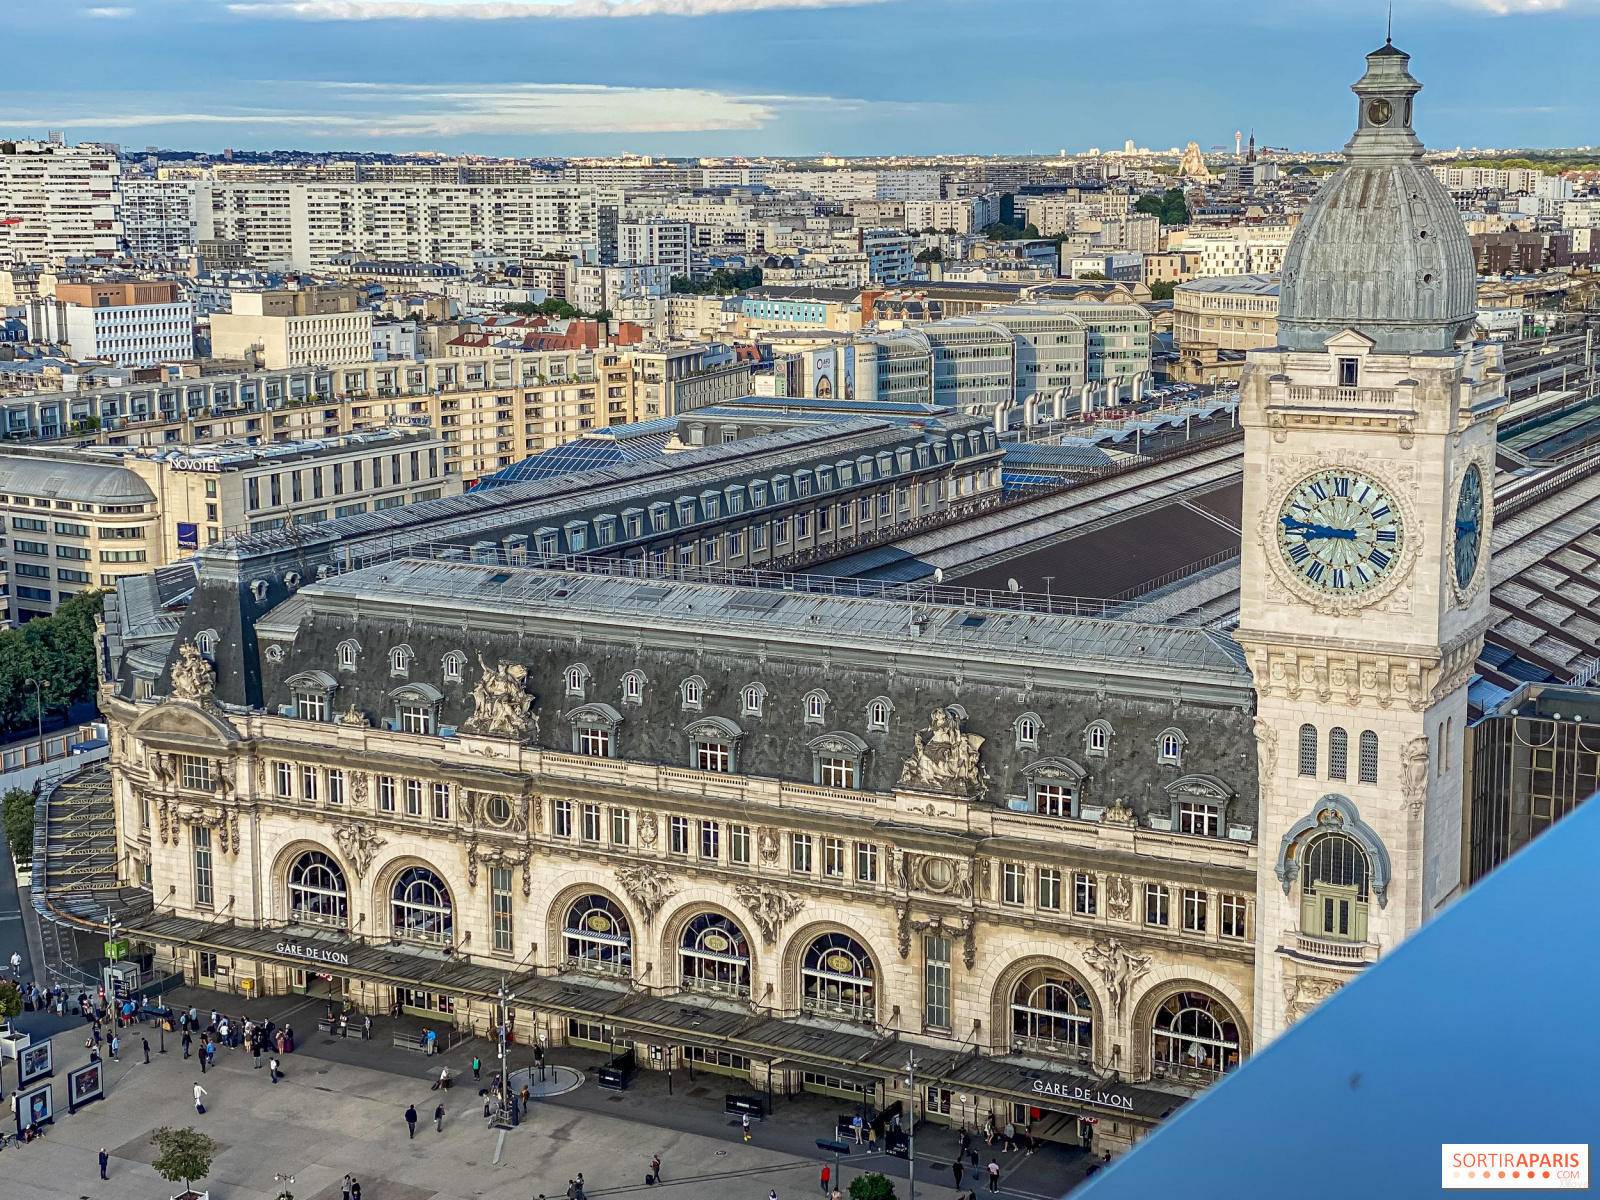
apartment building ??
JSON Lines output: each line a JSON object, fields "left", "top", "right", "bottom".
{"left": 121, "top": 178, "right": 202, "bottom": 259}
{"left": 210, "top": 288, "right": 373, "bottom": 369}
{"left": 1171, "top": 225, "right": 1294, "bottom": 276}
{"left": 903, "top": 197, "right": 1000, "bottom": 235}
{"left": 1022, "top": 191, "right": 1134, "bottom": 237}
{"left": 0, "top": 428, "right": 457, "bottom": 621}
{"left": 616, "top": 220, "right": 692, "bottom": 279}
{"left": 26, "top": 281, "right": 195, "bottom": 366}
{"left": 1173, "top": 274, "right": 1280, "bottom": 353}
{"left": 0, "top": 140, "right": 122, "bottom": 264}
{"left": 767, "top": 169, "right": 941, "bottom": 201}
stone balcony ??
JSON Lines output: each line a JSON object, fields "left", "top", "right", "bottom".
{"left": 1280, "top": 929, "right": 1379, "bottom": 969}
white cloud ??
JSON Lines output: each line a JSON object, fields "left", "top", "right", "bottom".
{"left": 85, "top": 5, "right": 134, "bottom": 14}
{"left": 1453, "top": 0, "right": 1591, "bottom": 12}
{"left": 228, "top": 0, "right": 885, "bottom": 19}
{"left": 2, "top": 80, "right": 862, "bottom": 138}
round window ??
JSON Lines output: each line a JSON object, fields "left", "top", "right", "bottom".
{"left": 484, "top": 794, "right": 513, "bottom": 827}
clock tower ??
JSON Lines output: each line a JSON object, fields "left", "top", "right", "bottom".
{"left": 1236, "top": 40, "right": 1506, "bottom": 1040}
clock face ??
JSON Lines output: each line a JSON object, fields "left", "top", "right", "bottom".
{"left": 1366, "top": 97, "right": 1393, "bottom": 127}
{"left": 1453, "top": 463, "right": 1484, "bottom": 590}
{"left": 1276, "top": 469, "right": 1406, "bottom": 596}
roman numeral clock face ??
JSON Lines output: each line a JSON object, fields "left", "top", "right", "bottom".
{"left": 1276, "top": 468, "right": 1405, "bottom": 596}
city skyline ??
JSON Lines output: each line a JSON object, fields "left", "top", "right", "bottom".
{"left": 5, "top": 0, "right": 1597, "bottom": 157}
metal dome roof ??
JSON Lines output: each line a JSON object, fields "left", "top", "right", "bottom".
{"left": 1277, "top": 42, "right": 1477, "bottom": 354}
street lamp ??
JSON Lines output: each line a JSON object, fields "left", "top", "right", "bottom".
{"left": 23, "top": 678, "right": 45, "bottom": 772}
{"left": 904, "top": 1050, "right": 919, "bottom": 1200}
{"left": 496, "top": 975, "right": 515, "bottom": 1122}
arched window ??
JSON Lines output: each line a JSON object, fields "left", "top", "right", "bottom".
{"left": 622, "top": 671, "right": 645, "bottom": 705}
{"left": 196, "top": 629, "right": 219, "bottom": 660}
{"left": 565, "top": 664, "right": 590, "bottom": 698}
{"left": 866, "top": 697, "right": 892, "bottom": 732}
{"left": 803, "top": 689, "right": 828, "bottom": 725}
{"left": 1328, "top": 728, "right": 1349, "bottom": 781}
{"left": 1157, "top": 728, "right": 1186, "bottom": 766}
{"left": 680, "top": 676, "right": 705, "bottom": 712}
{"left": 680, "top": 912, "right": 751, "bottom": 998}
{"left": 337, "top": 639, "right": 360, "bottom": 671}
{"left": 391, "top": 865, "right": 453, "bottom": 944}
{"left": 442, "top": 651, "right": 466, "bottom": 683}
{"left": 287, "top": 850, "right": 347, "bottom": 928}
{"left": 801, "top": 932, "right": 876, "bottom": 1021}
{"left": 562, "top": 894, "right": 632, "bottom": 976}
{"left": 1358, "top": 730, "right": 1379, "bottom": 784}
{"left": 1297, "top": 724, "right": 1318, "bottom": 777}
{"left": 740, "top": 682, "right": 766, "bottom": 717}
{"left": 1014, "top": 713, "right": 1042, "bottom": 751}
{"left": 1010, "top": 967, "right": 1094, "bottom": 1058}
{"left": 1301, "top": 832, "right": 1371, "bottom": 942}
{"left": 1151, "top": 990, "right": 1240, "bottom": 1079}
{"left": 389, "top": 645, "right": 413, "bottom": 678}
{"left": 1084, "top": 720, "right": 1112, "bottom": 759}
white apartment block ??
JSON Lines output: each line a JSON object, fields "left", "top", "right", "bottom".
{"left": 1022, "top": 192, "right": 1134, "bottom": 236}
{"left": 767, "top": 169, "right": 941, "bottom": 201}
{"left": 196, "top": 181, "right": 599, "bottom": 271}
{"left": 211, "top": 290, "right": 373, "bottom": 369}
{"left": 64, "top": 297, "right": 195, "bottom": 366}
{"left": 616, "top": 220, "right": 691, "bottom": 279}
{"left": 0, "top": 140, "right": 122, "bottom": 265}
{"left": 1561, "top": 198, "right": 1600, "bottom": 230}
{"left": 121, "top": 178, "right": 201, "bottom": 259}
{"left": 903, "top": 197, "right": 1000, "bottom": 235}
{"left": 571, "top": 264, "right": 671, "bottom": 313}
{"left": 1177, "top": 225, "right": 1295, "bottom": 277}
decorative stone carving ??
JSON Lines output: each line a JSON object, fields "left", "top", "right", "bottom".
{"left": 283, "top": 570, "right": 302, "bottom": 590}
{"left": 1400, "top": 735, "right": 1430, "bottom": 815}
{"left": 333, "top": 822, "right": 386, "bottom": 879}
{"left": 157, "top": 798, "right": 172, "bottom": 846}
{"left": 638, "top": 810, "right": 659, "bottom": 848}
{"left": 1082, "top": 937, "right": 1153, "bottom": 1019}
{"left": 463, "top": 654, "right": 538, "bottom": 741}
{"left": 228, "top": 810, "right": 240, "bottom": 855}
{"left": 1106, "top": 874, "right": 1133, "bottom": 921}
{"left": 959, "top": 912, "right": 976, "bottom": 969}
{"left": 1283, "top": 975, "right": 1343, "bottom": 1024}
{"left": 151, "top": 753, "right": 174, "bottom": 785}
{"left": 757, "top": 826, "right": 780, "bottom": 865}
{"left": 898, "top": 707, "right": 984, "bottom": 795}
{"left": 895, "top": 904, "right": 910, "bottom": 959}
{"left": 889, "top": 845, "right": 907, "bottom": 890}
{"left": 1253, "top": 715, "right": 1278, "bottom": 781}
{"left": 616, "top": 863, "right": 677, "bottom": 922}
{"left": 904, "top": 854, "right": 973, "bottom": 900}
{"left": 338, "top": 704, "right": 368, "bottom": 728}
{"left": 264, "top": 644, "right": 285, "bottom": 664}
{"left": 250, "top": 579, "right": 269, "bottom": 604}
{"left": 1102, "top": 797, "right": 1136, "bottom": 827}
{"left": 734, "top": 882, "right": 805, "bottom": 946}
{"left": 169, "top": 642, "right": 216, "bottom": 703}
{"left": 351, "top": 771, "right": 369, "bottom": 804}
{"left": 254, "top": 757, "right": 267, "bottom": 794}
{"left": 466, "top": 837, "right": 480, "bottom": 889}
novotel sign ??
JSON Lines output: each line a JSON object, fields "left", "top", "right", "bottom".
{"left": 1031, "top": 1078, "right": 1135, "bottom": 1113}
{"left": 168, "top": 456, "right": 222, "bottom": 473}
{"left": 274, "top": 940, "right": 351, "bottom": 968}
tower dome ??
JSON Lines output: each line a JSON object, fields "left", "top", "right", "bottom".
{"left": 1276, "top": 41, "right": 1476, "bottom": 354}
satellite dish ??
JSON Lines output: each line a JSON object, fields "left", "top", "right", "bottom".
{"left": 1007, "top": 578, "right": 1019, "bottom": 593}
{"left": 933, "top": 568, "right": 944, "bottom": 585}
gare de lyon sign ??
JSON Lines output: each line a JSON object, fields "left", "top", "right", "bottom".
{"left": 275, "top": 939, "right": 352, "bottom": 968}
{"left": 1031, "top": 1076, "right": 1136, "bottom": 1113}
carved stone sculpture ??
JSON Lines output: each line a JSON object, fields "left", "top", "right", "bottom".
{"left": 1253, "top": 715, "right": 1278, "bottom": 781}
{"left": 338, "top": 704, "right": 368, "bottom": 728}
{"left": 1102, "top": 797, "right": 1136, "bottom": 827}
{"left": 1284, "top": 975, "right": 1342, "bottom": 1024}
{"left": 462, "top": 654, "right": 538, "bottom": 741}
{"left": 1400, "top": 735, "right": 1430, "bottom": 815}
{"left": 333, "top": 823, "right": 386, "bottom": 878}
{"left": 757, "top": 826, "right": 780, "bottom": 865}
{"left": 351, "top": 772, "right": 369, "bottom": 804}
{"left": 638, "top": 810, "right": 659, "bottom": 848}
{"left": 616, "top": 863, "right": 677, "bottom": 922}
{"left": 895, "top": 904, "right": 910, "bottom": 959}
{"left": 1082, "top": 937, "right": 1153, "bottom": 1018}
{"left": 898, "top": 707, "right": 984, "bottom": 795}
{"left": 1106, "top": 874, "right": 1133, "bottom": 921}
{"left": 170, "top": 641, "right": 216, "bottom": 703}
{"left": 733, "top": 882, "right": 805, "bottom": 945}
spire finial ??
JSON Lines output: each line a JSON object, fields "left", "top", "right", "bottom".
{"left": 1386, "top": 2, "right": 1393, "bottom": 45}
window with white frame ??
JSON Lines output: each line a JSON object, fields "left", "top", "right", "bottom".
{"left": 378, "top": 774, "right": 396, "bottom": 813}
{"left": 337, "top": 639, "right": 359, "bottom": 671}
{"left": 681, "top": 676, "right": 705, "bottom": 711}
{"left": 1037, "top": 867, "right": 1062, "bottom": 910}
{"left": 1220, "top": 893, "right": 1248, "bottom": 939}
{"left": 1033, "top": 781, "right": 1074, "bottom": 817}
{"left": 823, "top": 836, "right": 845, "bottom": 877}
{"left": 856, "top": 841, "right": 878, "bottom": 882}
{"left": 196, "top": 629, "right": 218, "bottom": 659}
{"left": 669, "top": 815, "right": 690, "bottom": 855}
{"left": 296, "top": 690, "right": 329, "bottom": 722}
{"left": 695, "top": 739, "right": 731, "bottom": 772}
{"left": 327, "top": 769, "right": 345, "bottom": 806}
{"left": 1014, "top": 712, "right": 1041, "bottom": 750}
{"left": 404, "top": 778, "right": 423, "bottom": 817}
{"left": 179, "top": 755, "right": 214, "bottom": 791}
{"left": 1084, "top": 720, "right": 1112, "bottom": 758}
{"left": 1002, "top": 862, "right": 1026, "bottom": 906}
{"left": 1157, "top": 728, "right": 1186, "bottom": 766}
{"left": 565, "top": 664, "right": 589, "bottom": 698}
{"left": 275, "top": 761, "right": 293, "bottom": 798}
{"left": 581, "top": 803, "right": 601, "bottom": 842}
{"left": 1182, "top": 888, "right": 1208, "bottom": 933}
{"left": 1145, "top": 882, "right": 1170, "bottom": 926}
{"left": 432, "top": 782, "right": 451, "bottom": 821}
{"left": 866, "top": 697, "right": 892, "bottom": 731}
{"left": 389, "top": 645, "right": 413, "bottom": 677}
{"left": 192, "top": 826, "right": 214, "bottom": 907}
{"left": 740, "top": 683, "right": 765, "bottom": 717}
{"left": 1178, "top": 801, "right": 1222, "bottom": 838}
{"left": 300, "top": 764, "right": 318, "bottom": 803}
{"left": 442, "top": 651, "right": 466, "bottom": 683}
{"left": 398, "top": 704, "right": 433, "bottom": 735}
{"left": 699, "top": 819, "right": 721, "bottom": 859}
{"left": 803, "top": 689, "right": 828, "bottom": 725}
{"left": 1073, "top": 872, "right": 1098, "bottom": 916}
{"left": 819, "top": 755, "right": 856, "bottom": 789}
{"left": 790, "top": 833, "right": 814, "bottom": 873}
{"left": 552, "top": 798, "right": 573, "bottom": 837}
{"left": 729, "top": 823, "right": 751, "bottom": 865}
{"left": 577, "top": 725, "right": 612, "bottom": 757}
{"left": 609, "top": 807, "right": 631, "bottom": 845}
{"left": 622, "top": 671, "right": 644, "bottom": 705}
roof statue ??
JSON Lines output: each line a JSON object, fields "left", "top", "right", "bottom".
{"left": 898, "top": 706, "right": 984, "bottom": 796}
{"left": 169, "top": 641, "right": 216, "bottom": 703}
{"left": 1177, "top": 141, "right": 1211, "bottom": 179}
{"left": 1276, "top": 40, "right": 1476, "bottom": 354}
{"left": 462, "top": 654, "right": 538, "bottom": 741}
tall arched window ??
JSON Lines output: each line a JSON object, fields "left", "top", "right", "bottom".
{"left": 391, "top": 866, "right": 453, "bottom": 944}
{"left": 680, "top": 912, "right": 751, "bottom": 997}
{"left": 800, "top": 932, "right": 876, "bottom": 1021}
{"left": 442, "top": 651, "right": 466, "bottom": 683}
{"left": 337, "top": 639, "right": 359, "bottom": 671}
{"left": 1301, "top": 832, "right": 1371, "bottom": 942}
{"left": 1151, "top": 990, "right": 1240, "bottom": 1079}
{"left": 1358, "top": 730, "right": 1379, "bottom": 784}
{"left": 1297, "top": 723, "right": 1318, "bottom": 777}
{"left": 1010, "top": 967, "right": 1094, "bottom": 1058}
{"left": 1328, "top": 728, "right": 1349, "bottom": 781}
{"left": 287, "top": 850, "right": 347, "bottom": 928}
{"left": 562, "top": 894, "right": 632, "bottom": 976}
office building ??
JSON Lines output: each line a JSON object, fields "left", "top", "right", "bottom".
{"left": 26, "top": 281, "right": 195, "bottom": 366}
{"left": 210, "top": 288, "right": 374, "bottom": 370}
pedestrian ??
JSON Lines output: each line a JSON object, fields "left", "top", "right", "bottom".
{"left": 182, "top": 1030, "right": 192, "bottom": 1059}
{"left": 534, "top": 1044, "right": 545, "bottom": 1081}
{"left": 98, "top": 1148, "right": 109, "bottom": 1180}
{"left": 650, "top": 1153, "right": 662, "bottom": 1183}
{"left": 142, "top": 1036, "right": 151, "bottom": 1065}
{"left": 851, "top": 1113, "right": 864, "bottom": 1144}
{"left": 1003, "top": 1120, "right": 1016, "bottom": 1153}
{"left": 819, "top": 1164, "right": 831, "bottom": 1195}
{"left": 425, "top": 1028, "right": 437, "bottom": 1056}
{"left": 742, "top": 1112, "right": 752, "bottom": 1143}
{"left": 342, "top": 1174, "right": 353, "bottom": 1200}
{"left": 362, "top": 1014, "right": 371, "bottom": 1040}
{"left": 110, "top": 1034, "right": 120, "bottom": 1061}
{"left": 867, "top": 1123, "right": 878, "bottom": 1153}
{"left": 351, "top": 1179, "right": 362, "bottom": 1200}
{"left": 471, "top": 1056, "right": 481, "bottom": 1080}
{"left": 434, "top": 1102, "right": 445, "bottom": 1133}
{"left": 953, "top": 1159, "right": 964, "bottom": 1189}
{"left": 987, "top": 1160, "right": 1000, "bottom": 1192}
{"left": 405, "top": 1103, "right": 418, "bottom": 1138}
{"left": 193, "top": 1082, "right": 208, "bottom": 1114}
{"left": 340, "top": 1013, "right": 349, "bottom": 1039}
{"left": 254, "top": 1041, "right": 263, "bottom": 1069}
{"left": 199, "top": 1044, "right": 208, "bottom": 1074}
{"left": 269, "top": 1056, "right": 280, "bottom": 1084}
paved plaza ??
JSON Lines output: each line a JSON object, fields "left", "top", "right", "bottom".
{"left": 1, "top": 992, "right": 1094, "bottom": 1200}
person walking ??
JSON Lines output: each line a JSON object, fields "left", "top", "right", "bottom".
{"left": 987, "top": 1159, "right": 1001, "bottom": 1192}
{"left": 351, "top": 1179, "right": 362, "bottom": 1200}
{"left": 434, "top": 1102, "right": 445, "bottom": 1133}
{"left": 254, "top": 1039, "right": 263, "bottom": 1069}
{"left": 339, "top": 1013, "right": 349, "bottom": 1039}
{"left": 182, "top": 1030, "right": 192, "bottom": 1060}
{"left": 362, "top": 1015, "right": 372, "bottom": 1041}
{"left": 98, "top": 1148, "right": 109, "bottom": 1180}
{"left": 109, "top": 1034, "right": 120, "bottom": 1061}
{"left": 851, "top": 1113, "right": 864, "bottom": 1144}
{"left": 341, "top": 1174, "right": 353, "bottom": 1200}
{"left": 141, "top": 1036, "right": 151, "bottom": 1065}
{"left": 867, "top": 1123, "right": 878, "bottom": 1153}
{"left": 650, "top": 1153, "right": 662, "bottom": 1184}
{"left": 268, "top": 1056, "right": 280, "bottom": 1084}
{"left": 405, "top": 1104, "right": 418, "bottom": 1139}
{"left": 952, "top": 1159, "right": 965, "bottom": 1190}
{"left": 471, "top": 1056, "right": 481, "bottom": 1081}
{"left": 198, "top": 1043, "right": 208, "bottom": 1074}
{"left": 1003, "top": 1120, "right": 1016, "bottom": 1154}
{"left": 819, "top": 1164, "right": 831, "bottom": 1195}
{"left": 742, "top": 1112, "right": 752, "bottom": 1143}
{"left": 193, "top": 1082, "right": 208, "bottom": 1114}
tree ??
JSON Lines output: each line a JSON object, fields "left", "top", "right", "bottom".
{"left": 849, "top": 1174, "right": 897, "bottom": 1200}
{"left": 0, "top": 979, "right": 21, "bottom": 1019}
{"left": 0, "top": 589, "right": 105, "bottom": 736}
{"left": 150, "top": 1126, "right": 220, "bottom": 1199}
{"left": 914, "top": 247, "right": 943, "bottom": 263}
{"left": 1150, "top": 279, "right": 1176, "bottom": 301}
{"left": 1135, "top": 187, "right": 1190, "bottom": 226}
{"left": 1077, "top": 271, "right": 1108, "bottom": 280}
{"left": 669, "top": 266, "right": 763, "bottom": 296}
{"left": 4, "top": 787, "right": 34, "bottom": 864}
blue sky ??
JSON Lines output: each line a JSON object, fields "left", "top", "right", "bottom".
{"left": 6, "top": 0, "right": 1596, "bottom": 156}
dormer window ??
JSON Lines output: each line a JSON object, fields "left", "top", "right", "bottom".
{"left": 387, "top": 683, "right": 442, "bottom": 735}
{"left": 803, "top": 689, "right": 828, "bottom": 725}
{"left": 337, "top": 639, "right": 360, "bottom": 671}
{"left": 1084, "top": 720, "right": 1113, "bottom": 759}
{"left": 681, "top": 676, "right": 705, "bottom": 712}
{"left": 1014, "top": 712, "right": 1042, "bottom": 751}
{"left": 442, "top": 651, "right": 466, "bottom": 683}
{"left": 741, "top": 683, "right": 766, "bottom": 717}
{"left": 287, "top": 670, "right": 337, "bottom": 723}
{"left": 1338, "top": 357, "right": 1360, "bottom": 388}
{"left": 866, "top": 697, "right": 892, "bottom": 732}
{"left": 389, "top": 645, "right": 413, "bottom": 677}
{"left": 622, "top": 670, "right": 645, "bottom": 705}
{"left": 1157, "top": 728, "right": 1187, "bottom": 766}
{"left": 565, "top": 664, "right": 590, "bottom": 699}
{"left": 196, "top": 629, "right": 219, "bottom": 660}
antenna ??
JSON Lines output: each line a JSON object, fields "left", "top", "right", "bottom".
{"left": 1386, "top": 2, "right": 1393, "bottom": 45}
